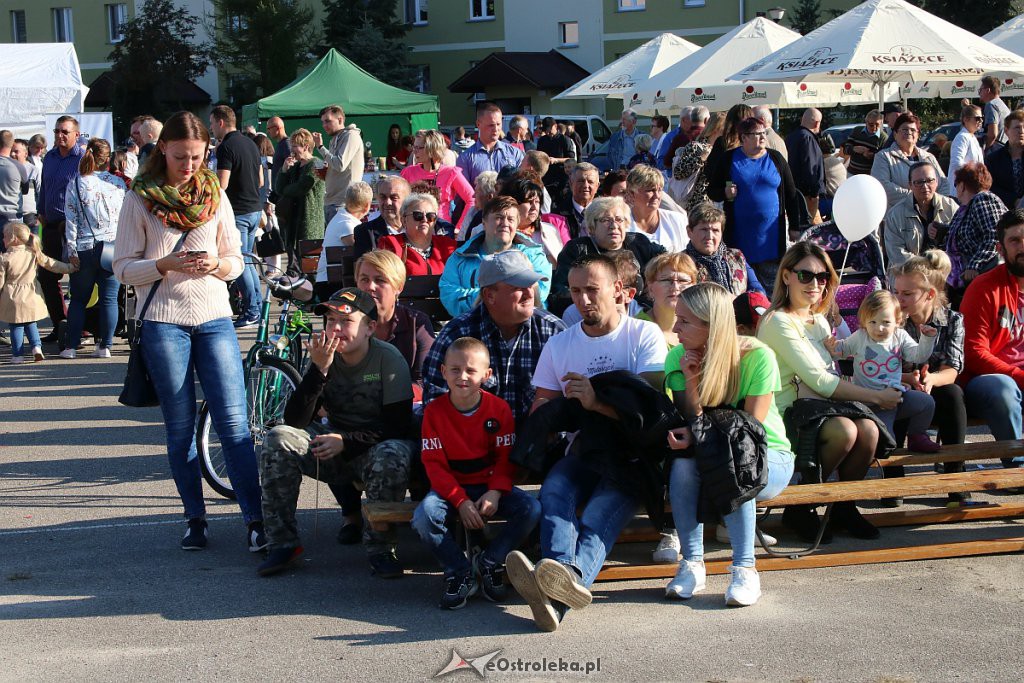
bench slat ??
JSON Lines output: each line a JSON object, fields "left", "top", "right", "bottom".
{"left": 763, "top": 469, "right": 1024, "bottom": 506}
{"left": 877, "top": 440, "right": 1024, "bottom": 467}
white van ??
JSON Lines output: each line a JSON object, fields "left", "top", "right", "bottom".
{"left": 502, "top": 114, "right": 613, "bottom": 158}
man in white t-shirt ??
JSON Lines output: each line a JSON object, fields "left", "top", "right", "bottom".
{"left": 506, "top": 253, "right": 666, "bottom": 631}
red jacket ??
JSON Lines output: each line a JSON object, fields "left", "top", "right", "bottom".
{"left": 961, "top": 263, "right": 1024, "bottom": 389}
{"left": 377, "top": 233, "right": 456, "bottom": 276}
{"left": 420, "top": 392, "right": 515, "bottom": 508}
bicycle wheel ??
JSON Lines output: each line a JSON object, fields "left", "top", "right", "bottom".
{"left": 196, "top": 355, "right": 302, "bottom": 499}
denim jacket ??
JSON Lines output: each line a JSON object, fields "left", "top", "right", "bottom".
{"left": 64, "top": 172, "right": 126, "bottom": 257}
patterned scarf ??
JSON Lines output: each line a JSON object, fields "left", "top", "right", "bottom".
{"left": 685, "top": 242, "right": 734, "bottom": 293}
{"left": 131, "top": 167, "right": 221, "bottom": 231}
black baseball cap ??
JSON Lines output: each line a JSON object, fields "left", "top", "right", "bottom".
{"left": 883, "top": 102, "right": 906, "bottom": 116}
{"left": 314, "top": 287, "right": 378, "bottom": 320}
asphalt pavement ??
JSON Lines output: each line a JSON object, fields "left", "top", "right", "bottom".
{"left": 2, "top": 330, "right": 1023, "bottom": 682}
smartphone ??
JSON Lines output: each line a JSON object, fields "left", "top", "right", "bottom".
{"left": 186, "top": 250, "right": 208, "bottom": 258}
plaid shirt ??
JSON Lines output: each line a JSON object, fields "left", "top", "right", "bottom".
{"left": 947, "top": 191, "right": 1007, "bottom": 274}
{"left": 423, "top": 305, "right": 567, "bottom": 422}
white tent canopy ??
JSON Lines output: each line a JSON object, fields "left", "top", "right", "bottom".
{"left": 629, "top": 17, "right": 891, "bottom": 113}
{"left": 729, "top": 0, "right": 1024, "bottom": 107}
{"left": 0, "top": 43, "right": 89, "bottom": 137}
{"left": 553, "top": 33, "right": 700, "bottom": 100}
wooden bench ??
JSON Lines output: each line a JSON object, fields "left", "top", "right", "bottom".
{"left": 401, "top": 274, "right": 449, "bottom": 332}
{"left": 363, "top": 440, "right": 1024, "bottom": 580}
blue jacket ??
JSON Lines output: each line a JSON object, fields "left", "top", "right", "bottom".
{"left": 607, "top": 129, "right": 638, "bottom": 171}
{"left": 439, "top": 232, "right": 552, "bottom": 318}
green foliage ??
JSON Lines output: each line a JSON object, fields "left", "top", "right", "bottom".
{"left": 905, "top": 0, "right": 1020, "bottom": 36}
{"left": 321, "top": 0, "right": 418, "bottom": 91}
{"left": 107, "top": 0, "right": 212, "bottom": 131}
{"left": 788, "top": 0, "right": 823, "bottom": 35}
{"left": 209, "top": 0, "right": 320, "bottom": 107}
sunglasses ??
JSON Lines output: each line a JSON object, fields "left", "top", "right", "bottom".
{"left": 405, "top": 210, "right": 437, "bottom": 222}
{"left": 792, "top": 269, "right": 830, "bottom": 285}
{"left": 53, "top": 128, "right": 75, "bottom": 136}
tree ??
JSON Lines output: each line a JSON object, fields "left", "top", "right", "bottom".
{"left": 107, "top": 0, "right": 213, "bottom": 132}
{"left": 907, "top": 0, "right": 1020, "bottom": 37}
{"left": 788, "top": 0, "right": 823, "bottom": 36}
{"left": 208, "top": 0, "right": 320, "bottom": 107}
{"left": 321, "top": 0, "right": 419, "bottom": 91}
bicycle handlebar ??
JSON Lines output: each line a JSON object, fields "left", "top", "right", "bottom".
{"left": 242, "top": 252, "right": 312, "bottom": 301}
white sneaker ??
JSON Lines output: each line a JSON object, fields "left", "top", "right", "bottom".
{"left": 652, "top": 530, "right": 681, "bottom": 563}
{"left": 9, "top": 355, "right": 25, "bottom": 364}
{"left": 58, "top": 348, "right": 76, "bottom": 359}
{"left": 31, "top": 347, "right": 44, "bottom": 361}
{"left": 715, "top": 523, "right": 778, "bottom": 548}
{"left": 665, "top": 559, "right": 706, "bottom": 600}
{"left": 92, "top": 346, "right": 111, "bottom": 358}
{"left": 725, "top": 565, "right": 761, "bottom": 607}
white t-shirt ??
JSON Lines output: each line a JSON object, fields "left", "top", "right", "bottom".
{"left": 533, "top": 313, "right": 667, "bottom": 393}
{"left": 317, "top": 209, "right": 360, "bottom": 282}
{"left": 629, "top": 208, "right": 689, "bottom": 252}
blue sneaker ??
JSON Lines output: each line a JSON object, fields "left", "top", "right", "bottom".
{"left": 233, "top": 314, "right": 260, "bottom": 329}
{"left": 181, "top": 518, "right": 208, "bottom": 551}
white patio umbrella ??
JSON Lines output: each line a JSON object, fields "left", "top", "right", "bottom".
{"left": 553, "top": 32, "right": 700, "bottom": 101}
{"left": 629, "top": 17, "right": 891, "bottom": 114}
{"left": 728, "top": 0, "right": 1024, "bottom": 109}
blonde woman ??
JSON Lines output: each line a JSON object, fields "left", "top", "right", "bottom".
{"left": 664, "top": 283, "right": 795, "bottom": 606}
{"left": 401, "top": 129, "right": 474, "bottom": 231}
{"left": 640, "top": 252, "right": 697, "bottom": 349}
{"left": 625, "top": 164, "right": 689, "bottom": 252}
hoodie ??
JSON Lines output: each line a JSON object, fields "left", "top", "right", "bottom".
{"left": 320, "top": 123, "right": 365, "bottom": 206}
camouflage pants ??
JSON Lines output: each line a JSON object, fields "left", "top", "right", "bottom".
{"left": 259, "top": 422, "right": 413, "bottom": 556}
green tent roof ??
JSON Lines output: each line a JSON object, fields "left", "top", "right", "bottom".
{"left": 245, "top": 48, "right": 439, "bottom": 119}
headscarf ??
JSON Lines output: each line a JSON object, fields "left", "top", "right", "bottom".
{"left": 131, "top": 167, "right": 221, "bottom": 231}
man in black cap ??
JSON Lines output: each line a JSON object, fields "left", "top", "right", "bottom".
{"left": 880, "top": 102, "right": 907, "bottom": 151}
{"left": 257, "top": 287, "right": 416, "bottom": 579}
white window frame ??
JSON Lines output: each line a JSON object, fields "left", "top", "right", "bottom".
{"left": 52, "top": 8, "right": 73, "bottom": 43}
{"left": 10, "top": 9, "right": 26, "bottom": 43}
{"left": 106, "top": 3, "right": 128, "bottom": 44}
{"left": 558, "top": 21, "right": 579, "bottom": 48}
{"left": 618, "top": 0, "right": 645, "bottom": 11}
{"left": 406, "top": 0, "right": 428, "bottom": 26}
{"left": 416, "top": 65, "right": 431, "bottom": 94}
{"left": 469, "top": 0, "right": 494, "bottom": 21}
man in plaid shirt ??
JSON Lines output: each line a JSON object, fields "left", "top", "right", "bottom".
{"left": 424, "top": 250, "right": 566, "bottom": 422}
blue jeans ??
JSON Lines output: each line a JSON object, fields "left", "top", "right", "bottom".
{"left": 671, "top": 449, "right": 795, "bottom": 568}
{"left": 539, "top": 454, "right": 640, "bottom": 588}
{"left": 235, "top": 211, "right": 263, "bottom": 319}
{"left": 412, "top": 485, "right": 541, "bottom": 576}
{"left": 965, "top": 374, "right": 1024, "bottom": 466}
{"left": 141, "top": 317, "right": 262, "bottom": 524}
{"left": 9, "top": 321, "right": 41, "bottom": 356}
{"left": 67, "top": 243, "right": 119, "bottom": 349}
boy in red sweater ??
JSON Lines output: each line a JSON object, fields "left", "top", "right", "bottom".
{"left": 412, "top": 337, "right": 542, "bottom": 610}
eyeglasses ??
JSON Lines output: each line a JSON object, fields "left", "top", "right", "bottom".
{"left": 53, "top": 128, "right": 75, "bottom": 136}
{"left": 898, "top": 128, "right": 919, "bottom": 135}
{"left": 792, "top": 269, "right": 830, "bottom": 285}
{"left": 744, "top": 131, "right": 769, "bottom": 138}
{"left": 911, "top": 178, "right": 937, "bottom": 187}
{"left": 656, "top": 277, "right": 693, "bottom": 288}
{"left": 971, "top": 116, "right": 985, "bottom": 122}
{"left": 596, "top": 216, "right": 628, "bottom": 227}
{"left": 405, "top": 210, "right": 437, "bottom": 222}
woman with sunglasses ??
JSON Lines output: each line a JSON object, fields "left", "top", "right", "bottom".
{"left": 947, "top": 106, "right": 985, "bottom": 198}
{"left": 757, "top": 242, "right": 901, "bottom": 543}
{"left": 377, "top": 193, "right": 457, "bottom": 276}
{"left": 400, "top": 129, "right": 474, "bottom": 232}
{"left": 872, "top": 113, "right": 946, "bottom": 209}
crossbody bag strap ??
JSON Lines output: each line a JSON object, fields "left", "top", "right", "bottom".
{"left": 138, "top": 232, "right": 189, "bottom": 321}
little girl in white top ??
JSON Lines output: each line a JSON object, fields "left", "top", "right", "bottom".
{"left": 825, "top": 290, "right": 940, "bottom": 453}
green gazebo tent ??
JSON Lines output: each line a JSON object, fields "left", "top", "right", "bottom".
{"left": 241, "top": 48, "right": 439, "bottom": 159}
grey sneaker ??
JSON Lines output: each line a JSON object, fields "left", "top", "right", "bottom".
{"left": 505, "top": 551, "right": 560, "bottom": 632}
{"left": 535, "top": 559, "right": 592, "bottom": 610}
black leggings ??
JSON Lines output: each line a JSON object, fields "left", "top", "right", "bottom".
{"left": 887, "top": 382, "right": 968, "bottom": 478}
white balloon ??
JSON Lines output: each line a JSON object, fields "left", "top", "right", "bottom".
{"left": 832, "top": 174, "right": 887, "bottom": 243}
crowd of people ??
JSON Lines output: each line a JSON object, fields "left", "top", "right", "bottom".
{"left": 4, "top": 84, "right": 1024, "bottom": 633}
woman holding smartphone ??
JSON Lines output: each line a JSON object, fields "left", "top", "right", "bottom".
{"left": 113, "top": 111, "right": 265, "bottom": 553}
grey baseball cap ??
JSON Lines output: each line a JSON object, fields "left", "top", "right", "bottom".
{"left": 477, "top": 250, "right": 547, "bottom": 288}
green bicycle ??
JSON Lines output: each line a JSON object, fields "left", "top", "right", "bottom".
{"left": 196, "top": 255, "right": 315, "bottom": 499}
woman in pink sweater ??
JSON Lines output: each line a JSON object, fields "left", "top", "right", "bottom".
{"left": 112, "top": 111, "right": 265, "bottom": 553}
{"left": 400, "top": 129, "right": 474, "bottom": 232}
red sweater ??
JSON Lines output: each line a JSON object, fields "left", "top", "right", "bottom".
{"left": 420, "top": 392, "right": 515, "bottom": 508}
{"left": 961, "top": 263, "right": 1024, "bottom": 390}
{"left": 377, "top": 233, "right": 457, "bottom": 276}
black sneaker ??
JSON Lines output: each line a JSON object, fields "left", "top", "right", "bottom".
{"left": 368, "top": 550, "right": 404, "bottom": 579}
{"left": 336, "top": 521, "right": 363, "bottom": 545}
{"left": 257, "top": 546, "right": 304, "bottom": 576}
{"left": 181, "top": 518, "right": 208, "bottom": 550}
{"left": 473, "top": 552, "right": 509, "bottom": 603}
{"left": 440, "top": 572, "right": 478, "bottom": 610}
{"left": 247, "top": 521, "right": 268, "bottom": 553}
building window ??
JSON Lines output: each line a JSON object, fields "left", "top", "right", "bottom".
{"left": 52, "top": 8, "right": 73, "bottom": 42}
{"left": 469, "top": 0, "right": 494, "bottom": 20}
{"left": 415, "top": 65, "right": 431, "bottom": 94}
{"left": 618, "top": 0, "right": 645, "bottom": 10}
{"left": 226, "top": 14, "right": 247, "bottom": 34}
{"left": 405, "top": 0, "right": 428, "bottom": 25}
{"left": 683, "top": 0, "right": 705, "bottom": 6}
{"left": 559, "top": 21, "right": 578, "bottom": 47}
{"left": 10, "top": 10, "right": 26, "bottom": 42}
{"left": 106, "top": 3, "right": 127, "bottom": 43}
